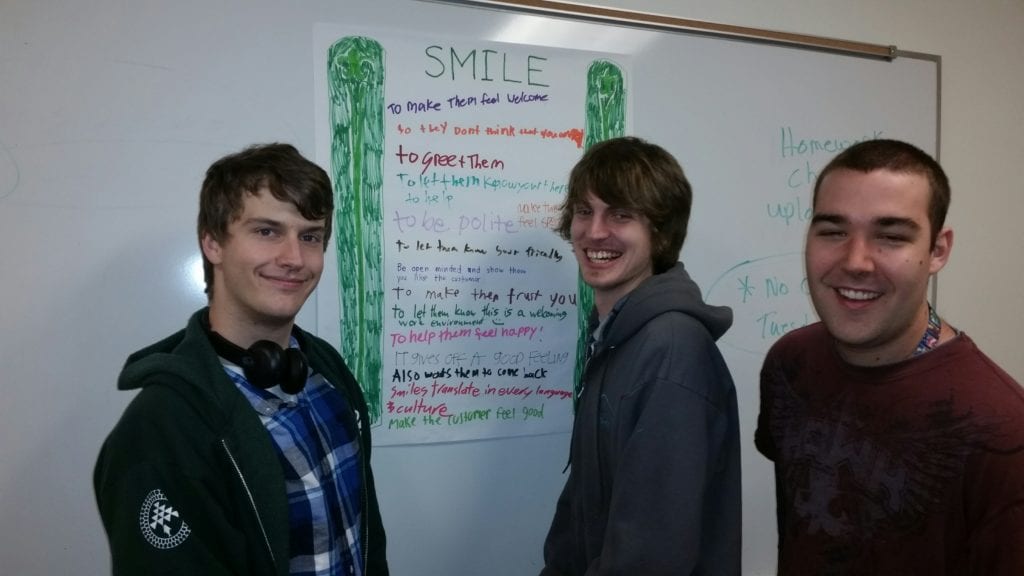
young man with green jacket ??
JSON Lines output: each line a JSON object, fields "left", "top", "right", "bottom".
{"left": 94, "top": 143, "right": 388, "bottom": 575}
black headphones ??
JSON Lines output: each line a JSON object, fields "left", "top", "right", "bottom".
{"left": 203, "top": 315, "right": 309, "bottom": 394}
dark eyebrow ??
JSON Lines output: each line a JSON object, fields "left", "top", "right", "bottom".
{"left": 810, "top": 213, "right": 846, "bottom": 226}
{"left": 875, "top": 216, "right": 921, "bottom": 230}
{"left": 244, "top": 217, "right": 283, "bottom": 227}
{"left": 243, "top": 217, "right": 324, "bottom": 232}
{"left": 810, "top": 213, "right": 922, "bottom": 231}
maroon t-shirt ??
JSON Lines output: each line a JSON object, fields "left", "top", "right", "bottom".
{"left": 756, "top": 323, "right": 1024, "bottom": 575}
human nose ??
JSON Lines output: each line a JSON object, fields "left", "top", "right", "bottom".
{"left": 276, "top": 234, "right": 303, "bottom": 268}
{"left": 585, "top": 214, "right": 610, "bottom": 239}
{"left": 841, "top": 236, "right": 874, "bottom": 274}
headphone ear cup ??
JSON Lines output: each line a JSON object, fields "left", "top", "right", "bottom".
{"left": 281, "top": 348, "right": 309, "bottom": 395}
{"left": 206, "top": 326, "right": 309, "bottom": 393}
{"left": 245, "top": 340, "right": 284, "bottom": 390}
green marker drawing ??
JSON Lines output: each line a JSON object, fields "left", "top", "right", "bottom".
{"left": 327, "top": 36, "right": 385, "bottom": 424}
{"left": 574, "top": 60, "right": 625, "bottom": 406}
{"left": 584, "top": 61, "right": 626, "bottom": 149}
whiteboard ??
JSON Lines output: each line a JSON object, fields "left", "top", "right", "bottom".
{"left": 0, "top": 1, "right": 937, "bottom": 574}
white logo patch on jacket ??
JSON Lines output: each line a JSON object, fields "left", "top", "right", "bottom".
{"left": 138, "top": 489, "right": 191, "bottom": 549}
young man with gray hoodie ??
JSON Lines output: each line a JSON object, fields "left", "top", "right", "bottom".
{"left": 541, "top": 136, "right": 741, "bottom": 576}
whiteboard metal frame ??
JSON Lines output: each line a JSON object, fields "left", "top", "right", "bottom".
{"left": 429, "top": 0, "right": 898, "bottom": 58}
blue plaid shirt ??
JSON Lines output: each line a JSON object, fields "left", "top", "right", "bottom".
{"left": 222, "top": 347, "right": 364, "bottom": 576}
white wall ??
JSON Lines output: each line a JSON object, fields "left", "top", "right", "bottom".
{"left": 589, "top": 0, "right": 1024, "bottom": 382}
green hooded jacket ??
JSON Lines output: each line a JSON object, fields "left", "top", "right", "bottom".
{"left": 94, "top": 309, "right": 388, "bottom": 575}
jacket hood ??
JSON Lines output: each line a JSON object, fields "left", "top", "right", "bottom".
{"left": 119, "top": 311, "right": 212, "bottom": 390}
{"left": 119, "top": 328, "right": 189, "bottom": 390}
{"left": 117, "top": 309, "right": 250, "bottom": 431}
{"left": 599, "top": 262, "right": 733, "bottom": 346}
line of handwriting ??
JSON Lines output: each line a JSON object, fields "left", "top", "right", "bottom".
{"left": 394, "top": 349, "right": 569, "bottom": 368}
{"left": 389, "top": 325, "right": 544, "bottom": 346}
{"left": 395, "top": 144, "right": 504, "bottom": 176}
{"left": 386, "top": 403, "right": 550, "bottom": 430}
{"left": 389, "top": 287, "right": 574, "bottom": 306}
{"left": 394, "top": 172, "right": 567, "bottom": 196}
{"left": 391, "top": 303, "right": 571, "bottom": 327}
{"left": 391, "top": 209, "right": 516, "bottom": 235}
{"left": 392, "top": 238, "right": 562, "bottom": 261}
{"left": 399, "top": 122, "right": 582, "bottom": 148}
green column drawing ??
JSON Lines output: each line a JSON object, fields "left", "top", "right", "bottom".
{"left": 327, "top": 36, "right": 385, "bottom": 424}
{"left": 575, "top": 60, "right": 625, "bottom": 406}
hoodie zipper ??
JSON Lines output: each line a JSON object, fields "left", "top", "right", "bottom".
{"left": 221, "top": 438, "right": 277, "bottom": 570}
{"left": 354, "top": 409, "right": 371, "bottom": 575}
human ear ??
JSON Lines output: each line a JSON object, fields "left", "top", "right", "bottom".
{"left": 929, "top": 227, "right": 953, "bottom": 274}
{"left": 201, "top": 233, "right": 224, "bottom": 265}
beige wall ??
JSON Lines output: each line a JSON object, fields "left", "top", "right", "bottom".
{"left": 592, "top": 0, "right": 1024, "bottom": 380}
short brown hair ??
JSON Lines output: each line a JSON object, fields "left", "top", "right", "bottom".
{"left": 556, "top": 137, "right": 693, "bottom": 274}
{"left": 197, "top": 143, "right": 333, "bottom": 295}
{"left": 813, "top": 139, "right": 950, "bottom": 248}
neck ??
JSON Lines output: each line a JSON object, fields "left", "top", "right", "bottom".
{"left": 910, "top": 301, "right": 944, "bottom": 356}
{"left": 837, "top": 302, "right": 937, "bottom": 367}
{"left": 207, "top": 305, "right": 293, "bottom": 349}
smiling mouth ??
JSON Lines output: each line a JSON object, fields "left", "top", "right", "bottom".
{"left": 264, "top": 275, "right": 308, "bottom": 288}
{"left": 585, "top": 249, "right": 621, "bottom": 263}
{"left": 837, "top": 288, "right": 881, "bottom": 301}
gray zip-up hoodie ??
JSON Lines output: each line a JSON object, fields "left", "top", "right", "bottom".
{"left": 542, "top": 262, "right": 741, "bottom": 576}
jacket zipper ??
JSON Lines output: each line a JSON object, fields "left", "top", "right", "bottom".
{"left": 221, "top": 438, "right": 277, "bottom": 569}
{"left": 355, "top": 409, "right": 370, "bottom": 575}
{"left": 362, "top": 455, "right": 370, "bottom": 574}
